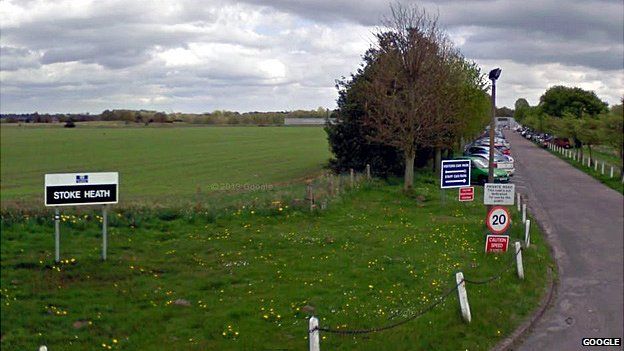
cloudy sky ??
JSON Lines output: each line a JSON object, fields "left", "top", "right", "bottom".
{"left": 1, "top": 0, "right": 622, "bottom": 114}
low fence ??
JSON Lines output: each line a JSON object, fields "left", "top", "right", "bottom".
{"left": 306, "top": 193, "right": 535, "bottom": 351}
{"left": 549, "top": 143, "right": 623, "bottom": 182}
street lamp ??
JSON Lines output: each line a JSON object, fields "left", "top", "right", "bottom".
{"left": 488, "top": 68, "right": 501, "bottom": 184}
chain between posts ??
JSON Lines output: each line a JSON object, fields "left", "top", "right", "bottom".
{"left": 311, "top": 246, "right": 524, "bottom": 335}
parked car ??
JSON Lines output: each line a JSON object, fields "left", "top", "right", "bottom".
{"left": 455, "top": 156, "right": 510, "bottom": 185}
{"left": 553, "top": 137, "right": 571, "bottom": 149}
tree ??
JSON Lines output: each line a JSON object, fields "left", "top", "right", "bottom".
{"left": 514, "top": 98, "right": 530, "bottom": 122}
{"left": 539, "top": 86, "right": 608, "bottom": 118}
{"left": 600, "top": 100, "right": 623, "bottom": 174}
{"left": 496, "top": 106, "right": 514, "bottom": 117}
{"left": 361, "top": 4, "right": 451, "bottom": 190}
{"left": 325, "top": 49, "right": 404, "bottom": 177}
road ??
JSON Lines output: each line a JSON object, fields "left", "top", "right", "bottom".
{"left": 505, "top": 132, "right": 623, "bottom": 350}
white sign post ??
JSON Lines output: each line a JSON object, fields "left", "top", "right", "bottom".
{"left": 484, "top": 183, "right": 515, "bottom": 205}
{"left": 44, "top": 172, "right": 119, "bottom": 263}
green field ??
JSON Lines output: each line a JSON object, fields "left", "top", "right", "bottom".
{"left": 0, "top": 176, "right": 553, "bottom": 350}
{"left": 0, "top": 125, "right": 330, "bottom": 207}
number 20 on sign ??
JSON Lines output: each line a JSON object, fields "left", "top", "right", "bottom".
{"left": 486, "top": 206, "right": 511, "bottom": 235}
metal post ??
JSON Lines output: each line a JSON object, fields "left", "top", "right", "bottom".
{"left": 102, "top": 205, "right": 108, "bottom": 261}
{"left": 488, "top": 80, "right": 496, "bottom": 184}
{"left": 366, "top": 164, "right": 371, "bottom": 180}
{"left": 54, "top": 208, "right": 60, "bottom": 263}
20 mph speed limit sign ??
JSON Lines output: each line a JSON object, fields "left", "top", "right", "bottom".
{"left": 486, "top": 206, "right": 511, "bottom": 234}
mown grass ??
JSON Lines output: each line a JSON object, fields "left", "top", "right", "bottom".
{"left": 0, "top": 125, "right": 330, "bottom": 207}
{"left": 547, "top": 146, "right": 623, "bottom": 195}
{"left": 1, "top": 175, "right": 553, "bottom": 351}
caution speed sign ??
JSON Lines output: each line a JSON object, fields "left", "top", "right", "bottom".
{"left": 486, "top": 206, "right": 511, "bottom": 234}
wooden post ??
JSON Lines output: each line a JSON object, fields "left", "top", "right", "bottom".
{"left": 522, "top": 203, "right": 527, "bottom": 224}
{"left": 328, "top": 175, "right": 334, "bottom": 197}
{"left": 456, "top": 272, "right": 471, "bottom": 323}
{"left": 525, "top": 219, "right": 531, "bottom": 247}
{"left": 309, "top": 317, "right": 320, "bottom": 351}
{"left": 350, "top": 168, "right": 354, "bottom": 188}
{"left": 366, "top": 164, "right": 371, "bottom": 180}
{"left": 515, "top": 242, "right": 524, "bottom": 279}
{"left": 306, "top": 182, "right": 314, "bottom": 211}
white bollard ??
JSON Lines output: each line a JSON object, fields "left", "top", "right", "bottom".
{"left": 517, "top": 193, "right": 521, "bottom": 212}
{"left": 309, "top": 317, "right": 320, "bottom": 351}
{"left": 594, "top": 160, "right": 598, "bottom": 171}
{"left": 588, "top": 157, "right": 591, "bottom": 167}
{"left": 611, "top": 166, "right": 614, "bottom": 178}
{"left": 522, "top": 203, "right": 527, "bottom": 224}
{"left": 456, "top": 272, "right": 471, "bottom": 323}
{"left": 601, "top": 162, "right": 605, "bottom": 174}
{"left": 515, "top": 242, "right": 524, "bottom": 279}
{"left": 39, "top": 347, "right": 48, "bottom": 351}
{"left": 525, "top": 219, "right": 531, "bottom": 247}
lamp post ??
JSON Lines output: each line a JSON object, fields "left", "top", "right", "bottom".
{"left": 488, "top": 68, "right": 501, "bottom": 184}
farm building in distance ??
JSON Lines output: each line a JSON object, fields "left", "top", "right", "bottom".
{"left": 284, "top": 117, "right": 334, "bottom": 125}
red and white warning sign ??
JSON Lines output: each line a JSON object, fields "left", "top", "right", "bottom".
{"left": 485, "top": 235, "right": 510, "bottom": 253}
{"left": 486, "top": 206, "right": 511, "bottom": 235}
{"left": 458, "top": 187, "right": 474, "bottom": 201}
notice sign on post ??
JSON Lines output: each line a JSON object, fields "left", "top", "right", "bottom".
{"left": 45, "top": 172, "right": 118, "bottom": 206}
{"left": 484, "top": 183, "right": 515, "bottom": 205}
{"left": 458, "top": 187, "right": 474, "bottom": 201}
{"left": 485, "top": 235, "right": 510, "bottom": 253}
{"left": 441, "top": 160, "right": 471, "bottom": 189}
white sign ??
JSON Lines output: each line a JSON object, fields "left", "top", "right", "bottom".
{"left": 45, "top": 172, "right": 119, "bottom": 206}
{"left": 486, "top": 206, "right": 511, "bottom": 234}
{"left": 484, "top": 183, "right": 515, "bottom": 205}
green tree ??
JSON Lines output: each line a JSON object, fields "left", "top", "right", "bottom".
{"left": 514, "top": 98, "right": 530, "bottom": 122}
{"left": 539, "top": 86, "right": 608, "bottom": 118}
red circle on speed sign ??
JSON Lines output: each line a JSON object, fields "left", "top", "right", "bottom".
{"left": 487, "top": 206, "right": 511, "bottom": 234}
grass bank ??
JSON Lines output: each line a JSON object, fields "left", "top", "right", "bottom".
{"left": 547, "top": 146, "right": 623, "bottom": 195}
{"left": 1, "top": 175, "right": 553, "bottom": 350}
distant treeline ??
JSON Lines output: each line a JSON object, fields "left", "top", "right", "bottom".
{"left": 0, "top": 108, "right": 332, "bottom": 125}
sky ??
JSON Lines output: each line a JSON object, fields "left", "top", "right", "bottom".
{"left": 1, "top": 0, "right": 622, "bottom": 114}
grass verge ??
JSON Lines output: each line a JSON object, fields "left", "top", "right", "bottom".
{"left": 1, "top": 174, "right": 553, "bottom": 350}
{"left": 546, "top": 146, "right": 623, "bottom": 195}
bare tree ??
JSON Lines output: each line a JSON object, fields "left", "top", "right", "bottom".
{"left": 362, "top": 3, "right": 450, "bottom": 190}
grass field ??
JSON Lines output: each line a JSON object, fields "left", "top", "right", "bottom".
{"left": 0, "top": 125, "right": 330, "bottom": 207}
{"left": 0, "top": 175, "right": 553, "bottom": 351}
{"left": 548, "top": 145, "right": 623, "bottom": 194}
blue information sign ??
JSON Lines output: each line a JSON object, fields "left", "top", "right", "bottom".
{"left": 441, "top": 160, "right": 471, "bottom": 189}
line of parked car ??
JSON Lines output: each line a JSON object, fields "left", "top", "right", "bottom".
{"left": 516, "top": 126, "right": 571, "bottom": 149}
{"left": 452, "top": 128, "right": 514, "bottom": 185}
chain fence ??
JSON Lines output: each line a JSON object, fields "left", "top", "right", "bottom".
{"left": 311, "top": 246, "right": 524, "bottom": 335}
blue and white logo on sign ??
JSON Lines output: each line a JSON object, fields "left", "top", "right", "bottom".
{"left": 76, "top": 175, "right": 89, "bottom": 183}
{"left": 441, "top": 160, "right": 471, "bottom": 189}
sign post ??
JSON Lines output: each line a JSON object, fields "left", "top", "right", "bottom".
{"left": 458, "top": 187, "right": 474, "bottom": 202}
{"left": 486, "top": 206, "right": 511, "bottom": 235}
{"left": 484, "top": 183, "right": 515, "bottom": 206}
{"left": 102, "top": 205, "right": 108, "bottom": 261}
{"left": 441, "top": 160, "right": 471, "bottom": 189}
{"left": 54, "top": 208, "right": 60, "bottom": 263}
{"left": 45, "top": 172, "right": 118, "bottom": 262}
{"left": 485, "top": 235, "right": 510, "bottom": 253}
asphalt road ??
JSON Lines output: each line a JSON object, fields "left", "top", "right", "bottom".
{"left": 506, "top": 132, "right": 623, "bottom": 351}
